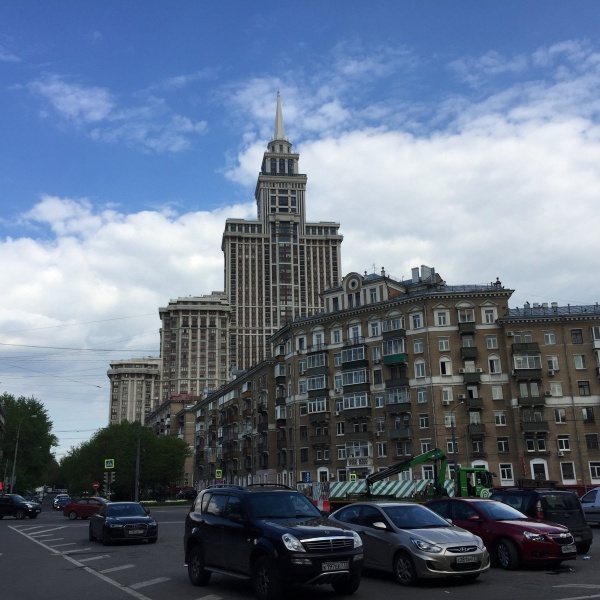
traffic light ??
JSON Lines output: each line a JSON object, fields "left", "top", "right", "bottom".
{"left": 103, "top": 472, "right": 109, "bottom": 486}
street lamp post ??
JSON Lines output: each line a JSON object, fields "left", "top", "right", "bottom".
{"left": 10, "top": 414, "right": 38, "bottom": 493}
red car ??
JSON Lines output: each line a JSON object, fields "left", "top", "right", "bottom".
{"left": 63, "top": 497, "right": 108, "bottom": 520}
{"left": 426, "top": 498, "right": 576, "bottom": 570}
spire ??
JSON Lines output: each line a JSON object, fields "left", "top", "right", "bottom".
{"left": 273, "top": 91, "right": 286, "bottom": 141}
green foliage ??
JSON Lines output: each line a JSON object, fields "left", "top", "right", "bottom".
{"left": 0, "top": 393, "right": 59, "bottom": 493}
{"left": 59, "top": 422, "right": 191, "bottom": 499}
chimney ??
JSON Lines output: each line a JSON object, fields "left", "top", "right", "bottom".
{"left": 412, "top": 267, "right": 420, "bottom": 282}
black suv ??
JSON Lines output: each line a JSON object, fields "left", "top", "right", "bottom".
{"left": 0, "top": 494, "right": 42, "bottom": 519}
{"left": 183, "top": 484, "right": 363, "bottom": 600}
{"left": 490, "top": 488, "right": 593, "bottom": 553}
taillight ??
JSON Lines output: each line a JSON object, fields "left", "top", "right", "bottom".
{"left": 535, "top": 500, "right": 544, "bottom": 519}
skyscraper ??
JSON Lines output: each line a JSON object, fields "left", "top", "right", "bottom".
{"left": 222, "top": 93, "right": 344, "bottom": 370}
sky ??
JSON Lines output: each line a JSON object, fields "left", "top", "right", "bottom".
{"left": 2, "top": 1, "right": 600, "bottom": 462}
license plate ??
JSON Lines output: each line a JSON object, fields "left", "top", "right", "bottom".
{"left": 456, "top": 555, "right": 478, "bottom": 563}
{"left": 322, "top": 561, "right": 348, "bottom": 572}
{"left": 562, "top": 545, "right": 576, "bottom": 554}
{"left": 128, "top": 529, "right": 144, "bottom": 535}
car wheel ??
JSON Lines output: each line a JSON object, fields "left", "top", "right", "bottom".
{"left": 252, "top": 555, "right": 282, "bottom": 600}
{"left": 89, "top": 526, "right": 96, "bottom": 542}
{"left": 15, "top": 509, "right": 25, "bottom": 520}
{"left": 68, "top": 511, "right": 78, "bottom": 520}
{"left": 577, "top": 543, "right": 591, "bottom": 554}
{"left": 101, "top": 530, "right": 112, "bottom": 546}
{"left": 188, "top": 546, "right": 211, "bottom": 586}
{"left": 393, "top": 551, "right": 419, "bottom": 586}
{"left": 496, "top": 538, "right": 519, "bottom": 570}
{"left": 332, "top": 570, "right": 360, "bottom": 595}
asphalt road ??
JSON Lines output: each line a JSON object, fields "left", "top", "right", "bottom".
{"left": 1, "top": 499, "right": 598, "bottom": 600}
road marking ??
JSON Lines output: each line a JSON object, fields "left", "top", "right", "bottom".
{"left": 63, "top": 548, "right": 93, "bottom": 554}
{"left": 50, "top": 542, "right": 77, "bottom": 548}
{"left": 197, "top": 595, "right": 222, "bottom": 600}
{"left": 130, "top": 577, "right": 170, "bottom": 589}
{"left": 555, "top": 586, "right": 600, "bottom": 590}
{"left": 100, "top": 564, "right": 135, "bottom": 574}
{"left": 78, "top": 555, "right": 110, "bottom": 562}
{"left": 556, "top": 595, "right": 600, "bottom": 600}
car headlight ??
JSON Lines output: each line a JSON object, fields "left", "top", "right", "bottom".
{"left": 411, "top": 538, "right": 443, "bottom": 553}
{"left": 523, "top": 530, "right": 545, "bottom": 542}
{"left": 351, "top": 531, "right": 363, "bottom": 548}
{"left": 282, "top": 533, "right": 306, "bottom": 552}
{"left": 474, "top": 535, "right": 485, "bottom": 550}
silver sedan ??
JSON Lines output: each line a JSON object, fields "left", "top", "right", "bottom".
{"left": 328, "top": 501, "right": 490, "bottom": 586}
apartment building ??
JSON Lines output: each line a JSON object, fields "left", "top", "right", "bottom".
{"left": 190, "top": 265, "right": 600, "bottom": 492}
{"left": 107, "top": 357, "right": 161, "bottom": 425}
{"left": 158, "top": 293, "right": 231, "bottom": 402}
{"left": 222, "top": 92, "right": 343, "bottom": 371}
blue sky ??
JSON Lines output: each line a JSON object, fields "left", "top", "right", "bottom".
{"left": 2, "top": 1, "right": 600, "bottom": 461}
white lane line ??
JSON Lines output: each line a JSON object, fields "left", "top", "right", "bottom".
{"left": 50, "top": 543, "right": 77, "bottom": 548}
{"left": 196, "top": 595, "right": 222, "bottom": 600}
{"left": 78, "top": 555, "right": 110, "bottom": 562}
{"left": 130, "top": 577, "right": 170, "bottom": 589}
{"left": 63, "top": 548, "right": 93, "bottom": 554}
{"left": 100, "top": 564, "right": 135, "bottom": 574}
{"left": 557, "top": 595, "right": 600, "bottom": 600}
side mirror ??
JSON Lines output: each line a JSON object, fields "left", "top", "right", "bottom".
{"left": 372, "top": 521, "right": 388, "bottom": 531}
{"left": 145, "top": 508, "right": 150, "bottom": 515}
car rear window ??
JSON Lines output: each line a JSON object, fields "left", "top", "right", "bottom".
{"left": 541, "top": 493, "right": 579, "bottom": 510}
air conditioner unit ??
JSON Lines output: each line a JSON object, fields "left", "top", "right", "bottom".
{"left": 557, "top": 451, "right": 564, "bottom": 457}
{"left": 507, "top": 331, "right": 514, "bottom": 337}
{"left": 334, "top": 411, "right": 340, "bottom": 416}
{"left": 442, "top": 400, "right": 451, "bottom": 406}
{"left": 457, "top": 394, "right": 466, "bottom": 400}
{"left": 544, "top": 391, "right": 552, "bottom": 397}
{"left": 476, "top": 368, "right": 483, "bottom": 373}
{"left": 548, "top": 370, "right": 555, "bottom": 376}
{"left": 334, "top": 387, "right": 341, "bottom": 393}
{"left": 374, "top": 359, "right": 380, "bottom": 364}
{"left": 299, "top": 370, "right": 306, "bottom": 375}
{"left": 376, "top": 431, "right": 381, "bottom": 437}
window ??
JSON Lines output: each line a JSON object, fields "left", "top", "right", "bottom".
{"left": 462, "top": 335, "right": 474, "bottom": 348}
{"left": 489, "top": 357, "right": 501, "bottom": 374}
{"left": 494, "top": 411, "right": 507, "bottom": 426}
{"left": 571, "top": 329, "right": 583, "bottom": 344}
{"left": 372, "top": 346, "right": 380, "bottom": 361}
{"left": 447, "top": 438, "right": 458, "bottom": 455}
{"left": 374, "top": 394, "right": 384, "bottom": 408}
{"left": 497, "top": 437, "right": 510, "bottom": 453}
{"left": 370, "top": 288, "right": 378, "bottom": 303}
{"left": 486, "top": 335, "right": 498, "bottom": 350}
{"left": 300, "top": 448, "right": 308, "bottom": 462}
{"left": 307, "top": 375, "right": 326, "bottom": 391}
{"left": 436, "top": 310, "right": 449, "bottom": 326}
{"left": 417, "top": 388, "right": 427, "bottom": 404}
{"left": 549, "top": 381, "right": 563, "bottom": 397}
{"left": 574, "top": 355, "right": 587, "bottom": 369}
{"left": 499, "top": 463, "right": 514, "bottom": 482}
{"left": 308, "top": 397, "right": 328, "bottom": 413}
{"left": 578, "top": 381, "right": 591, "bottom": 396}
{"left": 557, "top": 436, "right": 571, "bottom": 452}
{"left": 458, "top": 308, "right": 475, "bottom": 322}
{"left": 383, "top": 338, "right": 405, "bottom": 355}
{"left": 440, "top": 357, "right": 452, "bottom": 376}
{"left": 299, "top": 380, "right": 307, "bottom": 394}
{"left": 591, "top": 462, "right": 600, "bottom": 480}
{"left": 415, "top": 360, "right": 426, "bottom": 378}
{"left": 439, "top": 337, "right": 450, "bottom": 351}
{"left": 337, "top": 445, "right": 346, "bottom": 460}
{"left": 411, "top": 313, "right": 423, "bottom": 329}
{"left": 336, "top": 421, "right": 345, "bottom": 435}
{"left": 544, "top": 330, "right": 556, "bottom": 345}
{"left": 582, "top": 407, "right": 595, "bottom": 423}
{"left": 554, "top": 408, "right": 567, "bottom": 423}
{"left": 442, "top": 387, "right": 453, "bottom": 402}
{"left": 334, "top": 353, "right": 342, "bottom": 367}
{"left": 377, "top": 442, "right": 387, "bottom": 457}
{"left": 419, "top": 413, "right": 429, "bottom": 428}
{"left": 370, "top": 321, "right": 379, "bottom": 337}
{"left": 492, "top": 385, "right": 503, "bottom": 400}
{"left": 586, "top": 434, "right": 599, "bottom": 450}
{"left": 413, "top": 339, "right": 423, "bottom": 354}
{"left": 333, "top": 329, "right": 342, "bottom": 344}
{"left": 483, "top": 307, "right": 496, "bottom": 323}
{"left": 547, "top": 355, "right": 559, "bottom": 371}
{"left": 299, "top": 404, "right": 307, "bottom": 416}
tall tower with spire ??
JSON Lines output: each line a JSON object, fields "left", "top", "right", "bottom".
{"left": 222, "top": 93, "right": 343, "bottom": 370}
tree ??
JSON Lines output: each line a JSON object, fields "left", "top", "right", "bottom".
{"left": 59, "top": 422, "right": 190, "bottom": 500}
{"left": 0, "top": 394, "right": 59, "bottom": 494}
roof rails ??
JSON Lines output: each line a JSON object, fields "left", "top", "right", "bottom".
{"left": 205, "top": 484, "right": 244, "bottom": 490}
{"left": 517, "top": 478, "right": 558, "bottom": 489}
{"left": 246, "top": 483, "right": 293, "bottom": 490}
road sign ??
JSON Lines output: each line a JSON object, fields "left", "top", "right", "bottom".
{"left": 93, "top": 481, "right": 99, "bottom": 489}
{"left": 215, "top": 469, "right": 222, "bottom": 479}
{"left": 104, "top": 459, "right": 115, "bottom": 469}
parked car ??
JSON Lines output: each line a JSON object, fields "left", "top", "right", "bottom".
{"left": 53, "top": 494, "right": 71, "bottom": 510}
{"left": 328, "top": 501, "right": 489, "bottom": 586}
{"left": 184, "top": 484, "right": 364, "bottom": 600}
{"left": 0, "top": 494, "right": 42, "bottom": 520}
{"left": 63, "top": 497, "right": 108, "bottom": 520}
{"left": 490, "top": 488, "right": 593, "bottom": 553}
{"left": 426, "top": 498, "right": 576, "bottom": 570}
{"left": 176, "top": 488, "right": 198, "bottom": 500}
{"left": 89, "top": 501, "right": 158, "bottom": 545}
{"left": 580, "top": 487, "right": 600, "bottom": 526}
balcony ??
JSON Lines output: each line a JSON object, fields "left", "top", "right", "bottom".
{"left": 461, "top": 371, "right": 481, "bottom": 384}
{"left": 460, "top": 347, "right": 478, "bottom": 359}
{"left": 467, "top": 423, "right": 486, "bottom": 435}
{"left": 344, "top": 407, "right": 372, "bottom": 419}
{"left": 512, "top": 368, "right": 543, "bottom": 380}
{"left": 518, "top": 395, "right": 546, "bottom": 407}
{"left": 385, "top": 402, "right": 411, "bottom": 415}
{"left": 521, "top": 420, "right": 550, "bottom": 433}
{"left": 458, "top": 322, "right": 476, "bottom": 334}
{"left": 382, "top": 328, "right": 406, "bottom": 339}
{"left": 257, "top": 423, "right": 269, "bottom": 433}
{"left": 309, "top": 434, "right": 331, "bottom": 446}
{"left": 349, "top": 431, "right": 373, "bottom": 441}
{"left": 385, "top": 376, "right": 410, "bottom": 387}
{"left": 383, "top": 353, "right": 408, "bottom": 365}
{"left": 512, "top": 342, "right": 540, "bottom": 353}
{"left": 466, "top": 397, "right": 483, "bottom": 409}
{"left": 389, "top": 427, "right": 411, "bottom": 440}
{"left": 275, "top": 374, "right": 286, "bottom": 385}
{"left": 276, "top": 395, "right": 286, "bottom": 406}
{"left": 257, "top": 402, "right": 268, "bottom": 413}
{"left": 344, "top": 336, "right": 365, "bottom": 347}
{"left": 309, "top": 412, "right": 330, "bottom": 423}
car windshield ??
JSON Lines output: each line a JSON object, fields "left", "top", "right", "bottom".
{"left": 247, "top": 492, "right": 322, "bottom": 519}
{"left": 474, "top": 501, "right": 528, "bottom": 521}
{"left": 12, "top": 495, "right": 26, "bottom": 502}
{"left": 107, "top": 503, "right": 147, "bottom": 517}
{"left": 382, "top": 504, "right": 451, "bottom": 529}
